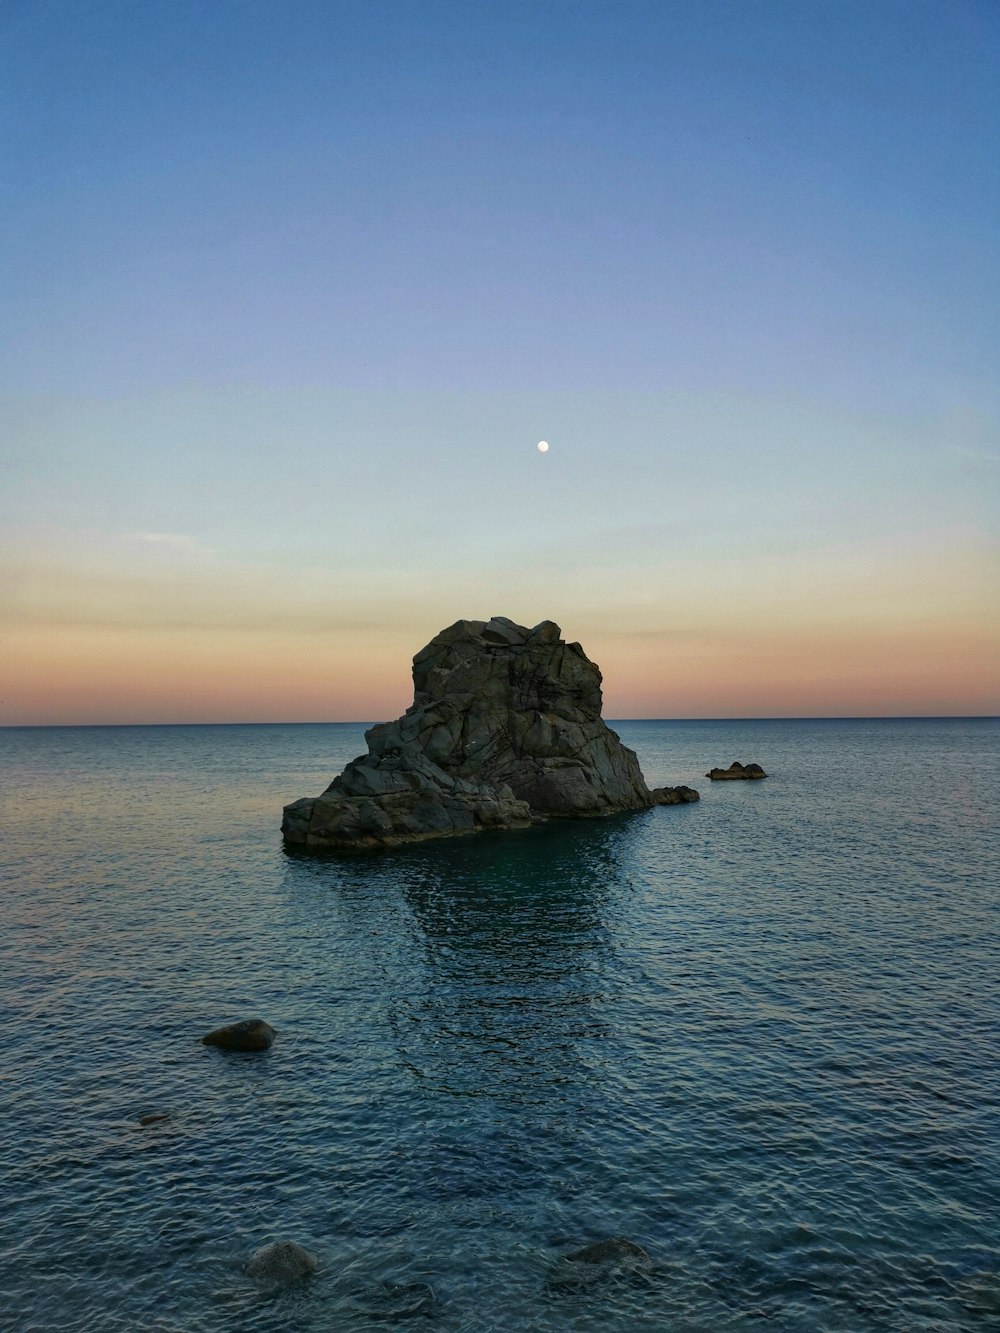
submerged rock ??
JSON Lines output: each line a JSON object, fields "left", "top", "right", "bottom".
{"left": 706, "top": 761, "right": 767, "bottom": 780}
{"left": 201, "top": 1018, "right": 276, "bottom": 1052}
{"left": 547, "top": 1236, "right": 653, "bottom": 1293}
{"left": 355, "top": 1280, "right": 438, "bottom": 1318}
{"left": 283, "top": 616, "right": 695, "bottom": 850}
{"left": 246, "top": 1240, "right": 318, "bottom": 1283}
{"left": 566, "top": 1237, "right": 651, "bottom": 1265}
{"left": 960, "top": 1272, "right": 1000, "bottom": 1316}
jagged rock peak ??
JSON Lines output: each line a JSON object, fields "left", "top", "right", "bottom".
{"left": 281, "top": 616, "right": 693, "bottom": 850}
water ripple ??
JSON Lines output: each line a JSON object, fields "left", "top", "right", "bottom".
{"left": 1, "top": 718, "right": 997, "bottom": 1330}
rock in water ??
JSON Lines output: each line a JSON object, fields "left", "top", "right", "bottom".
{"left": 246, "top": 1240, "right": 318, "bottom": 1283}
{"left": 566, "top": 1237, "right": 651, "bottom": 1265}
{"left": 356, "top": 1281, "right": 438, "bottom": 1319}
{"left": 137, "top": 1111, "right": 172, "bottom": 1127}
{"left": 282, "top": 616, "right": 676, "bottom": 850}
{"left": 649, "top": 784, "right": 700, "bottom": 805}
{"left": 706, "top": 761, "right": 767, "bottom": 780}
{"left": 201, "top": 1018, "right": 276, "bottom": 1051}
{"left": 547, "top": 1236, "right": 653, "bottom": 1292}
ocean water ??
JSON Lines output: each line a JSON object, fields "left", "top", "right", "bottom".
{"left": 1, "top": 718, "right": 997, "bottom": 1332}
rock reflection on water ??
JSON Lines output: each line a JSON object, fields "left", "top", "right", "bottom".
{"left": 280, "top": 815, "right": 663, "bottom": 1325}
{"left": 393, "top": 820, "right": 631, "bottom": 1106}
{"left": 284, "top": 813, "right": 642, "bottom": 1129}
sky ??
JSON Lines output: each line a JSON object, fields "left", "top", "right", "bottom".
{"left": 1, "top": 0, "right": 998, "bottom": 724}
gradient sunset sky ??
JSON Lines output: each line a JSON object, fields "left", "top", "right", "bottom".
{"left": 2, "top": 0, "right": 998, "bottom": 724}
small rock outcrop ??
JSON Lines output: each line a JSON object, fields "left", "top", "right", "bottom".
{"left": 706, "top": 761, "right": 767, "bottom": 780}
{"left": 202, "top": 1019, "right": 276, "bottom": 1052}
{"left": 246, "top": 1240, "right": 318, "bottom": 1283}
{"left": 650, "top": 785, "right": 700, "bottom": 805}
{"left": 283, "top": 616, "right": 695, "bottom": 851}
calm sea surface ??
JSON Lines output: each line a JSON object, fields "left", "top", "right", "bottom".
{"left": 1, "top": 719, "right": 998, "bottom": 1331}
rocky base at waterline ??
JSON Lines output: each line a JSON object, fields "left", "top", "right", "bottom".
{"left": 706, "top": 761, "right": 767, "bottom": 780}
{"left": 283, "top": 616, "right": 698, "bottom": 850}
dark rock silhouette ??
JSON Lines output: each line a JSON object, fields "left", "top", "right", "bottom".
{"left": 201, "top": 1018, "right": 276, "bottom": 1051}
{"left": 283, "top": 616, "right": 697, "bottom": 850}
{"left": 245, "top": 1240, "right": 317, "bottom": 1283}
{"left": 706, "top": 761, "right": 767, "bottom": 780}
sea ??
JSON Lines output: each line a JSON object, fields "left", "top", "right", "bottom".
{"left": 1, "top": 718, "right": 997, "bottom": 1332}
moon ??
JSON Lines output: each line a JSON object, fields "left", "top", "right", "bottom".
{"left": 537, "top": 440, "right": 549, "bottom": 453}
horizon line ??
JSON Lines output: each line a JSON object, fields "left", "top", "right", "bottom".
{"left": 2, "top": 715, "right": 997, "bottom": 730}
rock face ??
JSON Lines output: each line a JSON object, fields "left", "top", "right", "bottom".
{"left": 202, "top": 1019, "right": 276, "bottom": 1052}
{"left": 706, "top": 761, "right": 767, "bottom": 780}
{"left": 246, "top": 1240, "right": 317, "bottom": 1283}
{"left": 283, "top": 616, "right": 690, "bottom": 851}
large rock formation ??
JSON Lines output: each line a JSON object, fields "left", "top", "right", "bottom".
{"left": 282, "top": 616, "right": 695, "bottom": 850}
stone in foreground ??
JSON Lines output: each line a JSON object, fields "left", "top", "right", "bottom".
{"left": 283, "top": 616, "right": 695, "bottom": 850}
{"left": 246, "top": 1240, "right": 317, "bottom": 1283}
{"left": 706, "top": 761, "right": 767, "bottom": 780}
{"left": 201, "top": 1018, "right": 276, "bottom": 1051}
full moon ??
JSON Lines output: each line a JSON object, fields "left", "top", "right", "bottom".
{"left": 537, "top": 440, "right": 549, "bottom": 453}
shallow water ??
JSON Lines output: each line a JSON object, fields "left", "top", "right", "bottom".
{"left": 1, "top": 718, "right": 998, "bottom": 1330}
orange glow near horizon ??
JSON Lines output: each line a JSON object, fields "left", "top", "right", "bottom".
{"left": 0, "top": 626, "right": 415, "bottom": 726}
{"left": 3, "top": 525, "right": 996, "bottom": 725}
{"left": 3, "top": 613, "right": 996, "bottom": 726}
{"left": 594, "top": 624, "right": 999, "bottom": 719}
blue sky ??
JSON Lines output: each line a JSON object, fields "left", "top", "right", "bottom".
{"left": 2, "top": 1, "right": 998, "bottom": 722}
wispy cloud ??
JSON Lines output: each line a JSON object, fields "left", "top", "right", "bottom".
{"left": 951, "top": 445, "right": 1000, "bottom": 465}
{"left": 128, "top": 532, "right": 214, "bottom": 556}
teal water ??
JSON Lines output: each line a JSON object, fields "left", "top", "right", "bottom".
{"left": 1, "top": 719, "right": 998, "bottom": 1331}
